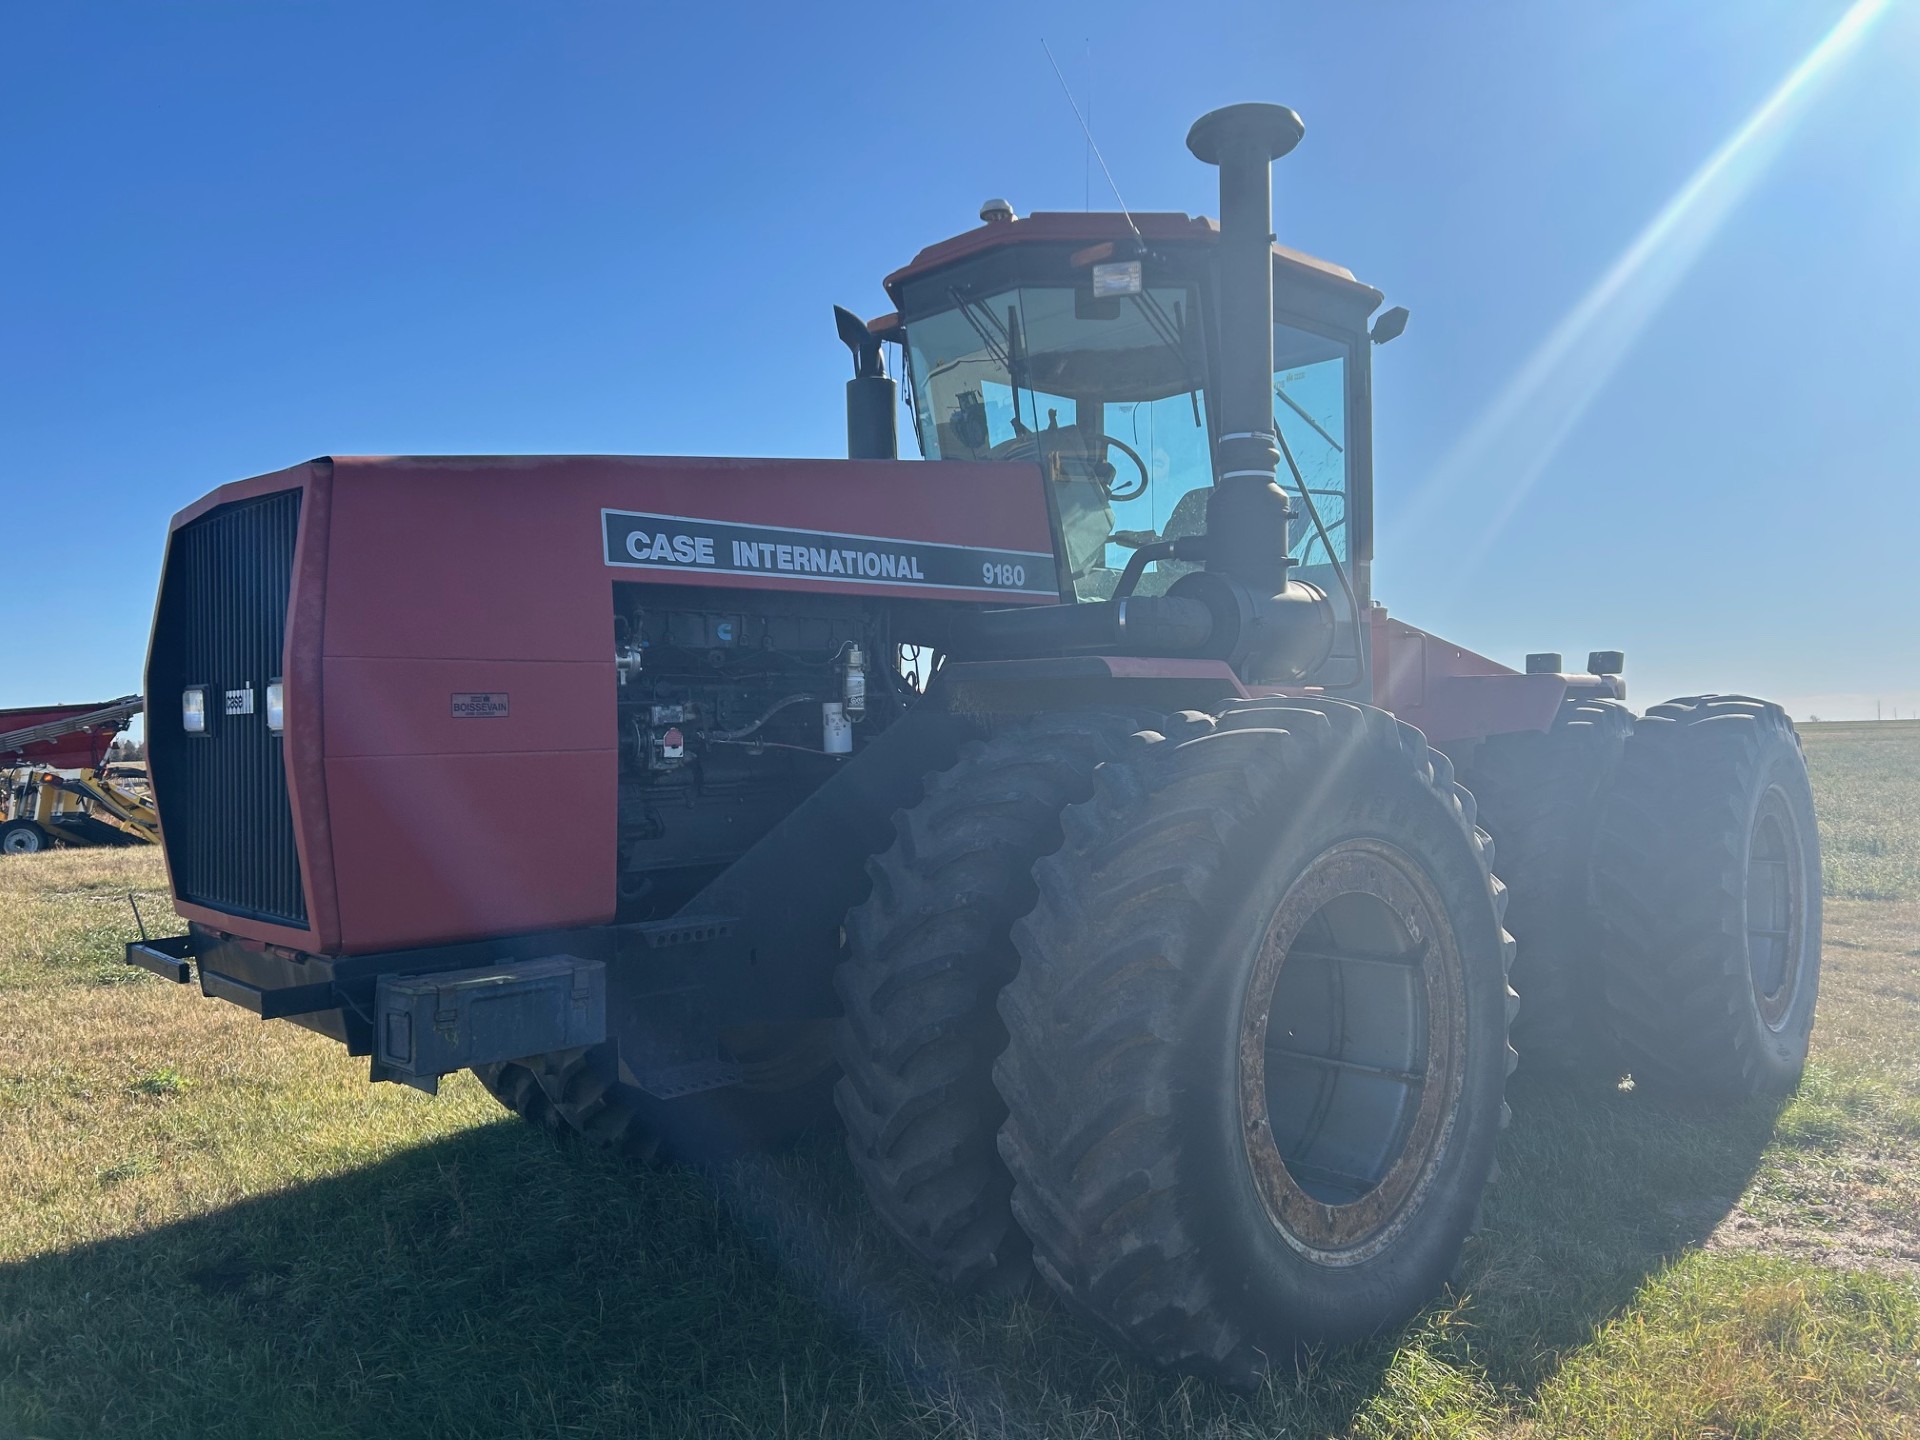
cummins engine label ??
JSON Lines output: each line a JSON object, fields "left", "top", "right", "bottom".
{"left": 602, "top": 510, "right": 1059, "bottom": 598}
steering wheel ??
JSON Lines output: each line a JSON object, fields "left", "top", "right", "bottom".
{"left": 989, "top": 424, "right": 1151, "bottom": 503}
{"left": 1095, "top": 435, "right": 1150, "bottom": 502}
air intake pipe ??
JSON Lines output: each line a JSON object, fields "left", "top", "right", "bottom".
{"left": 944, "top": 104, "right": 1337, "bottom": 683}
{"left": 940, "top": 571, "right": 1332, "bottom": 680}
{"left": 1186, "top": 104, "right": 1301, "bottom": 594}
{"left": 942, "top": 592, "right": 1216, "bottom": 659}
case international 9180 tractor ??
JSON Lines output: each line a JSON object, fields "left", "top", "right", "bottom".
{"left": 128, "top": 104, "right": 1820, "bottom": 1384}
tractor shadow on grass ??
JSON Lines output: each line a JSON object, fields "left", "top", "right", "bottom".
{"left": 0, "top": 1080, "right": 1782, "bottom": 1439}
{"left": 1455, "top": 1069, "right": 1788, "bottom": 1395}
{"left": 0, "top": 1115, "right": 1344, "bottom": 1438}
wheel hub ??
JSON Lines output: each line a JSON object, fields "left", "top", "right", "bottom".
{"left": 1747, "top": 786, "right": 1808, "bottom": 1032}
{"left": 1238, "top": 839, "right": 1467, "bottom": 1265}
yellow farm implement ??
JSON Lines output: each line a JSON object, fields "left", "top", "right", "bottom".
{"left": 0, "top": 696, "right": 155, "bottom": 855}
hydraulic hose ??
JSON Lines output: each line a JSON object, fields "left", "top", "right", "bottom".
{"left": 708, "top": 693, "right": 821, "bottom": 742}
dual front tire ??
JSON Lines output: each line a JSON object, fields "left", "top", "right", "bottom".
{"left": 994, "top": 701, "right": 1514, "bottom": 1382}
{"left": 841, "top": 698, "right": 1516, "bottom": 1384}
{"left": 1463, "top": 695, "right": 1634, "bottom": 1075}
{"left": 832, "top": 710, "right": 1155, "bottom": 1294}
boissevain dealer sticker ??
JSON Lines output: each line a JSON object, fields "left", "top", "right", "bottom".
{"left": 451, "top": 692, "right": 510, "bottom": 718}
{"left": 601, "top": 510, "right": 1059, "bottom": 598}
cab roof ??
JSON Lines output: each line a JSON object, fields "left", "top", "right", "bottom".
{"left": 881, "top": 210, "right": 1382, "bottom": 311}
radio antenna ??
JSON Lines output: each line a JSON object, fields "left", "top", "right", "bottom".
{"left": 1042, "top": 37, "right": 1138, "bottom": 237}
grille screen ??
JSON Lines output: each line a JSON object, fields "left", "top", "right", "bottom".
{"left": 149, "top": 489, "right": 308, "bottom": 927}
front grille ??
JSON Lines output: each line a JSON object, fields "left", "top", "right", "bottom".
{"left": 149, "top": 489, "right": 308, "bottom": 927}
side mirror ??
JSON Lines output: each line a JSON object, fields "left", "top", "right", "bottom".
{"left": 1369, "top": 306, "right": 1410, "bottom": 346}
{"left": 951, "top": 390, "right": 990, "bottom": 453}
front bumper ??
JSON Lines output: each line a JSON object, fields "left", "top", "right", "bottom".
{"left": 125, "top": 926, "right": 608, "bottom": 1090}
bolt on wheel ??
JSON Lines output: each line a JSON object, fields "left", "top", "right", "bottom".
{"left": 1240, "top": 839, "right": 1467, "bottom": 1265}
{"left": 995, "top": 701, "right": 1514, "bottom": 1384}
{"left": 1746, "top": 787, "right": 1810, "bottom": 1033}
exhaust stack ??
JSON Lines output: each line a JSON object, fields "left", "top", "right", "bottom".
{"left": 1186, "top": 103, "right": 1304, "bottom": 596}
{"left": 834, "top": 306, "right": 899, "bottom": 460}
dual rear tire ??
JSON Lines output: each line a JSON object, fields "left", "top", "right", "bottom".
{"left": 1588, "top": 696, "right": 1821, "bottom": 1098}
{"left": 1466, "top": 692, "right": 1822, "bottom": 1098}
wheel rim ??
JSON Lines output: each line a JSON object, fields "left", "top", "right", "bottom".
{"left": 1238, "top": 838, "right": 1467, "bottom": 1266}
{"left": 1746, "top": 786, "right": 1807, "bottom": 1032}
{"left": 3, "top": 829, "right": 41, "bottom": 854}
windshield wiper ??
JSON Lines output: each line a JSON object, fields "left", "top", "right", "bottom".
{"left": 948, "top": 288, "right": 1011, "bottom": 370}
{"left": 1128, "top": 291, "right": 1206, "bottom": 424}
{"left": 1275, "top": 382, "right": 1344, "bottom": 454}
{"left": 948, "top": 289, "right": 1034, "bottom": 435}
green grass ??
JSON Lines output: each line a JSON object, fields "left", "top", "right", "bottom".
{"left": 1802, "top": 720, "right": 1920, "bottom": 901}
{"left": 2, "top": 728, "right": 1919, "bottom": 1439}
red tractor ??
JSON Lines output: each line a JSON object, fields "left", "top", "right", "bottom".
{"left": 129, "top": 104, "right": 1820, "bottom": 1384}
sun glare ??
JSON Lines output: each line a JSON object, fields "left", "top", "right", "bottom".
{"left": 1391, "top": 0, "right": 1897, "bottom": 576}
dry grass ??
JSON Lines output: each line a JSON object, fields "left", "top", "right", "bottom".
{"left": 2, "top": 729, "right": 1919, "bottom": 1438}
{"left": 0, "top": 851, "right": 498, "bottom": 1268}
{"left": 1707, "top": 900, "right": 1920, "bottom": 1283}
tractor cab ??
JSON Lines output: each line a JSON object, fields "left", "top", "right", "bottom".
{"left": 876, "top": 207, "right": 1387, "bottom": 639}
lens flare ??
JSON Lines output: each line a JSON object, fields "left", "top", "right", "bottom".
{"left": 1391, "top": 0, "right": 1896, "bottom": 574}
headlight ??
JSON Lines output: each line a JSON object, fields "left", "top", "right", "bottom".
{"left": 182, "top": 686, "right": 207, "bottom": 734}
{"left": 1092, "top": 259, "right": 1143, "bottom": 297}
{"left": 266, "top": 680, "right": 285, "bottom": 733}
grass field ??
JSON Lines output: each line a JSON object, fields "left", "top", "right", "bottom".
{"left": 1, "top": 723, "right": 1917, "bottom": 1438}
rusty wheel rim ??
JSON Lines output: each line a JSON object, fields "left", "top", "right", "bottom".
{"left": 1238, "top": 838, "right": 1468, "bottom": 1266}
{"left": 1747, "top": 786, "right": 1807, "bottom": 1032}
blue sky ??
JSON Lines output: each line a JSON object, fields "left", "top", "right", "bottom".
{"left": 3, "top": 1, "right": 1916, "bottom": 719}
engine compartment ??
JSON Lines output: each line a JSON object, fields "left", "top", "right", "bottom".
{"left": 611, "top": 583, "right": 914, "bottom": 919}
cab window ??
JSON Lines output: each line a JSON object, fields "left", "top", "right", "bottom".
{"left": 906, "top": 284, "right": 1211, "bottom": 600}
{"left": 1273, "top": 321, "right": 1349, "bottom": 578}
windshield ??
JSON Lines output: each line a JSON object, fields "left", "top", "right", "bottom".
{"left": 907, "top": 284, "right": 1211, "bottom": 600}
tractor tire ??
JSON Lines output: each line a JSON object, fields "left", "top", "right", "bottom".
{"left": 834, "top": 709, "right": 1155, "bottom": 1294}
{"left": 475, "top": 1020, "right": 837, "bottom": 1166}
{"left": 1462, "top": 695, "right": 1634, "bottom": 1076}
{"left": 1589, "top": 696, "right": 1821, "bottom": 1100}
{"left": 995, "top": 698, "right": 1515, "bottom": 1385}
{"left": 1, "top": 820, "right": 53, "bottom": 855}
